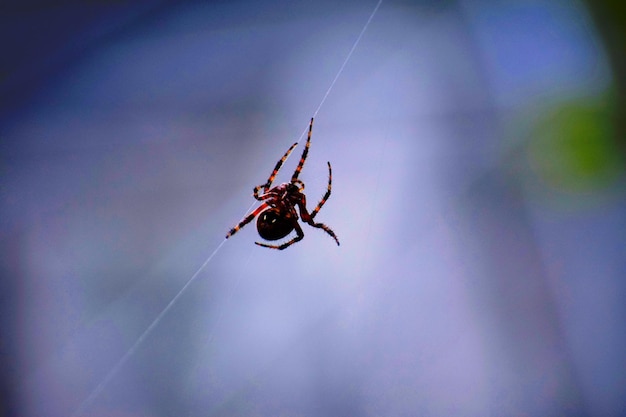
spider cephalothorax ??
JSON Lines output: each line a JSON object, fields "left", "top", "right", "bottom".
{"left": 226, "top": 118, "right": 339, "bottom": 250}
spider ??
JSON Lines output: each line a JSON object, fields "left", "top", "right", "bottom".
{"left": 225, "top": 118, "right": 339, "bottom": 250}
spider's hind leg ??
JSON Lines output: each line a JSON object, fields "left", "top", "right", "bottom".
{"left": 308, "top": 221, "right": 340, "bottom": 246}
{"left": 255, "top": 222, "right": 304, "bottom": 250}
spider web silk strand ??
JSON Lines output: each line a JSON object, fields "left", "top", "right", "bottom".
{"left": 312, "top": 0, "right": 383, "bottom": 119}
{"left": 71, "top": 1, "right": 383, "bottom": 414}
{"left": 70, "top": 237, "right": 230, "bottom": 417}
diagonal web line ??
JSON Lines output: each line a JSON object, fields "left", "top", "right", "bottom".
{"left": 71, "top": 1, "right": 383, "bottom": 415}
{"left": 312, "top": 0, "right": 383, "bottom": 119}
{"left": 71, "top": 237, "right": 229, "bottom": 417}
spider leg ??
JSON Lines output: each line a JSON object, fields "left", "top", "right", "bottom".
{"left": 311, "top": 161, "right": 333, "bottom": 219}
{"left": 226, "top": 203, "right": 269, "bottom": 239}
{"left": 254, "top": 142, "right": 298, "bottom": 199}
{"left": 291, "top": 118, "right": 313, "bottom": 182}
{"left": 255, "top": 222, "right": 304, "bottom": 250}
{"left": 297, "top": 192, "right": 340, "bottom": 246}
{"left": 305, "top": 220, "right": 340, "bottom": 246}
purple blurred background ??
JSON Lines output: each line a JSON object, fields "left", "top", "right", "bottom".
{"left": 2, "top": 0, "right": 625, "bottom": 416}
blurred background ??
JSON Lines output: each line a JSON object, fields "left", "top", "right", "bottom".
{"left": 1, "top": 0, "right": 625, "bottom": 416}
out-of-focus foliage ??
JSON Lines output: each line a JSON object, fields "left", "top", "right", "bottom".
{"left": 583, "top": 0, "right": 626, "bottom": 153}
{"left": 526, "top": 93, "right": 624, "bottom": 198}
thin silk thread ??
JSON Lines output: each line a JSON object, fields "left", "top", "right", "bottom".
{"left": 72, "top": 1, "right": 382, "bottom": 415}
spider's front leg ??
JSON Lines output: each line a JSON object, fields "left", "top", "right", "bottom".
{"left": 254, "top": 142, "right": 299, "bottom": 199}
{"left": 253, "top": 184, "right": 268, "bottom": 201}
{"left": 311, "top": 162, "right": 333, "bottom": 219}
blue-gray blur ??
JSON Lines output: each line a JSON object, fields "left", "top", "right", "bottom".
{"left": 2, "top": 0, "right": 625, "bottom": 416}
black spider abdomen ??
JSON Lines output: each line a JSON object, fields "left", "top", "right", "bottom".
{"left": 257, "top": 208, "right": 294, "bottom": 241}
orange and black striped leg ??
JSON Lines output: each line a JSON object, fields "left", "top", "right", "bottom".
{"left": 306, "top": 220, "right": 340, "bottom": 246}
{"left": 252, "top": 185, "right": 269, "bottom": 201}
{"left": 253, "top": 142, "right": 299, "bottom": 199}
{"left": 311, "top": 161, "right": 333, "bottom": 219}
{"left": 291, "top": 118, "right": 313, "bottom": 182}
{"left": 255, "top": 223, "right": 304, "bottom": 250}
{"left": 226, "top": 203, "right": 269, "bottom": 239}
